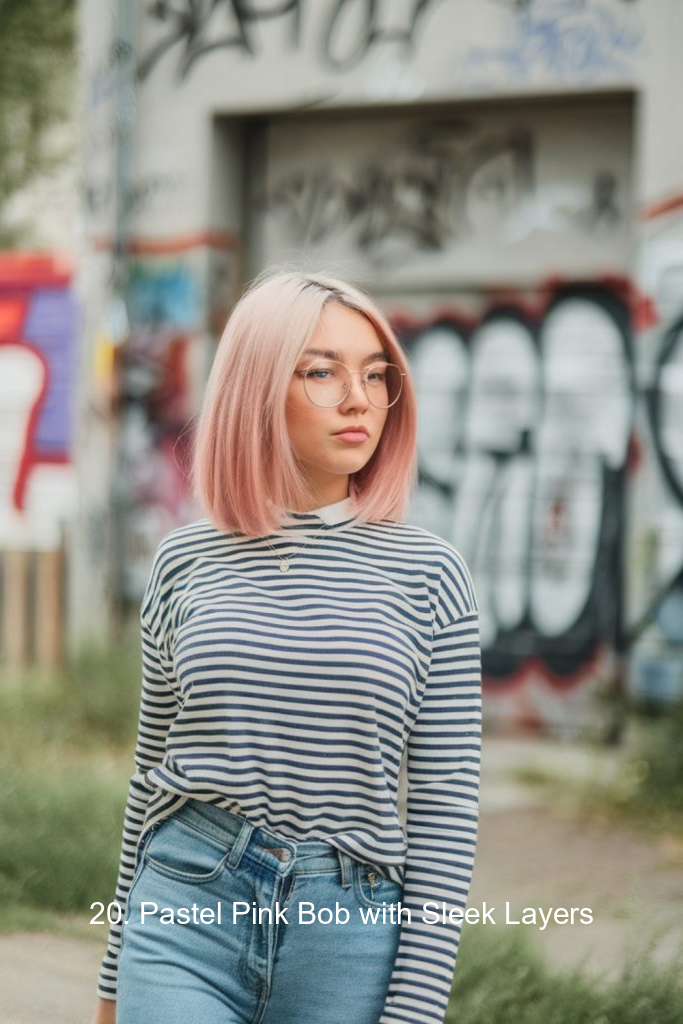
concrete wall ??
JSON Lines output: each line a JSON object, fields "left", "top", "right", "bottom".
{"left": 78, "top": 0, "right": 683, "bottom": 732}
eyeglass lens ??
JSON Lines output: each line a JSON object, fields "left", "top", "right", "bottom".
{"left": 301, "top": 359, "right": 403, "bottom": 408}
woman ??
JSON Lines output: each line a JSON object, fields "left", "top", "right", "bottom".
{"left": 92, "top": 270, "right": 481, "bottom": 1024}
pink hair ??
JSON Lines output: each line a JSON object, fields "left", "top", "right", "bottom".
{"left": 191, "top": 269, "right": 418, "bottom": 537}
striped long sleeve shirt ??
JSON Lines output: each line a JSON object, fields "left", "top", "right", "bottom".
{"left": 98, "top": 496, "right": 482, "bottom": 1024}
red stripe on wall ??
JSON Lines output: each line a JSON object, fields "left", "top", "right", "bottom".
{"left": 642, "top": 193, "right": 683, "bottom": 220}
{"left": 89, "top": 230, "right": 240, "bottom": 254}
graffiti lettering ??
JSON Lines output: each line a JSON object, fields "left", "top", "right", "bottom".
{"left": 590, "top": 170, "right": 621, "bottom": 228}
{"left": 462, "top": 0, "right": 644, "bottom": 84}
{"left": 266, "top": 124, "right": 538, "bottom": 258}
{"left": 401, "top": 285, "right": 634, "bottom": 689}
{"left": 138, "top": 0, "right": 441, "bottom": 80}
{"left": 139, "top": 0, "right": 301, "bottom": 81}
{"left": 265, "top": 117, "right": 628, "bottom": 261}
{"left": 324, "top": 0, "right": 442, "bottom": 70}
{"left": 396, "top": 266, "right": 683, "bottom": 726}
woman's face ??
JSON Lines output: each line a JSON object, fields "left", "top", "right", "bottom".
{"left": 285, "top": 302, "right": 390, "bottom": 507}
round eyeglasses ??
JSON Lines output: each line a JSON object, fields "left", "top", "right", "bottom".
{"left": 296, "top": 358, "right": 406, "bottom": 409}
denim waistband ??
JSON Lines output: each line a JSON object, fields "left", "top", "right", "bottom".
{"left": 171, "top": 798, "right": 358, "bottom": 886}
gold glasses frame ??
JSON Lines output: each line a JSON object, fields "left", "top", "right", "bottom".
{"left": 296, "top": 358, "right": 407, "bottom": 409}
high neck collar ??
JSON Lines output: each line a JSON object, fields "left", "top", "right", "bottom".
{"left": 283, "top": 495, "right": 356, "bottom": 527}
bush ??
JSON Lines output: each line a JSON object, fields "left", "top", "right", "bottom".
{"left": 448, "top": 924, "right": 683, "bottom": 1024}
{"left": 0, "top": 620, "right": 142, "bottom": 919}
{"left": 1, "top": 616, "right": 143, "bottom": 752}
{"left": 629, "top": 700, "right": 683, "bottom": 814}
{"left": 0, "top": 760, "right": 126, "bottom": 916}
{"left": 594, "top": 699, "right": 683, "bottom": 830}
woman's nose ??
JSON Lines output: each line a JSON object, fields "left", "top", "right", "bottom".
{"left": 340, "top": 372, "right": 370, "bottom": 409}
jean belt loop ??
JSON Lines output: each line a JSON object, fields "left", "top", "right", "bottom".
{"left": 226, "top": 817, "right": 254, "bottom": 870}
{"left": 337, "top": 849, "right": 354, "bottom": 889}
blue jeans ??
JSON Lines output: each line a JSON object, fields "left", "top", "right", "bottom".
{"left": 117, "top": 799, "right": 403, "bottom": 1023}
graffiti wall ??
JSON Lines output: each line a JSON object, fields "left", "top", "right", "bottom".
{"left": 135, "top": 0, "right": 644, "bottom": 87}
{"left": 82, "top": 0, "right": 648, "bottom": 245}
{"left": 0, "top": 254, "right": 77, "bottom": 550}
{"left": 391, "top": 283, "right": 635, "bottom": 733}
{"left": 259, "top": 101, "right": 632, "bottom": 281}
{"left": 80, "top": 0, "right": 683, "bottom": 726}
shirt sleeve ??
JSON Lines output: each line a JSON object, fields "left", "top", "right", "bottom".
{"left": 97, "top": 555, "right": 181, "bottom": 1000}
{"left": 379, "top": 553, "right": 482, "bottom": 1024}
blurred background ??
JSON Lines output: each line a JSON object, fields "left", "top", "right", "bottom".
{"left": 0, "top": 1, "right": 682, "bottom": 1021}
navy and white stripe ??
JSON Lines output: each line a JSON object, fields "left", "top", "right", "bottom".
{"left": 98, "top": 497, "right": 481, "bottom": 1024}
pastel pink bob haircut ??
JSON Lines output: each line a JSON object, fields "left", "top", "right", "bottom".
{"left": 192, "top": 269, "right": 418, "bottom": 538}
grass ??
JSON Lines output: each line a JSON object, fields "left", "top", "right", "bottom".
{"left": 603, "top": 701, "right": 683, "bottom": 824}
{"left": 0, "top": 618, "right": 143, "bottom": 752}
{"left": 0, "top": 755, "right": 127, "bottom": 918}
{"left": 0, "top": 619, "right": 141, "bottom": 924}
{"left": 448, "top": 924, "right": 683, "bottom": 1024}
{"left": 512, "top": 701, "right": 683, "bottom": 838}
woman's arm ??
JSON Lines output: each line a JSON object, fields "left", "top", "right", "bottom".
{"left": 379, "top": 579, "right": 482, "bottom": 1024}
{"left": 90, "top": 996, "right": 116, "bottom": 1024}
{"left": 97, "top": 540, "right": 182, "bottom": 1001}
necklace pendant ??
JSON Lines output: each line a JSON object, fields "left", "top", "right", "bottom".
{"left": 279, "top": 558, "right": 290, "bottom": 573}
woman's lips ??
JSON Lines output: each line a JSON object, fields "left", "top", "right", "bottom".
{"left": 333, "top": 430, "right": 369, "bottom": 444}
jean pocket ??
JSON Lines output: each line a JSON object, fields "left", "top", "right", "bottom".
{"left": 145, "top": 815, "right": 231, "bottom": 884}
{"left": 353, "top": 863, "right": 403, "bottom": 909}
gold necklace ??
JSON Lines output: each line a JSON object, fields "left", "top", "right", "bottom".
{"left": 264, "top": 516, "right": 352, "bottom": 573}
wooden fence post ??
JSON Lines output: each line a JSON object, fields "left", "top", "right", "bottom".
{"left": 1, "top": 546, "right": 66, "bottom": 671}
{"left": 36, "top": 547, "right": 65, "bottom": 670}
{"left": 3, "top": 550, "right": 30, "bottom": 668}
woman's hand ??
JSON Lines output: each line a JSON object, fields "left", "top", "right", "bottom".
{"left": 91, "top": 997, "right": 117, "bottom": 1024}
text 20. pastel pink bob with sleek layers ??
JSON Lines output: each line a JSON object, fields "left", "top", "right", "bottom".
{"left": 191, "top": 269, "right": 418, "bottom": 538}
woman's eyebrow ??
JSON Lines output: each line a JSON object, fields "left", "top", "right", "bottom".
{"left": 301, "top": 348, "right": 388, "bottom": 363}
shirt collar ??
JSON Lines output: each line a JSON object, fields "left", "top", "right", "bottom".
{"left": 284, "top": 495, "right": 356, "bottom": 526}
{"left": 310, "top": 495, "right": 355, "bottom": 524}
